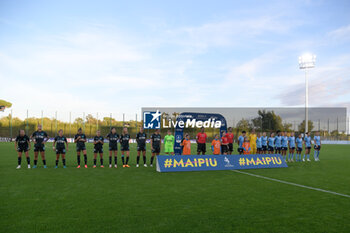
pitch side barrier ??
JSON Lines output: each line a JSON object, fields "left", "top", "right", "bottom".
{"left": 156, "top": 154, "right": 288, "bottom": 172}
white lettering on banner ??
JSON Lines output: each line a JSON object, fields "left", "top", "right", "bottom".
{"left": 163, "top": 118, "right": 222, "bottom": 128}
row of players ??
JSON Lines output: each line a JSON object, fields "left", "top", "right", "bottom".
{"left": 14, "top": 125, "right": 321, "bottom": 169}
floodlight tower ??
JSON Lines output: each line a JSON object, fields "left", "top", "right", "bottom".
{"left": 298, "top": 53, "right": 316, "bottom": 133}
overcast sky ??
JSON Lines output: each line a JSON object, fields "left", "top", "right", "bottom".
{"left": 0, "top": 0, "right": 349, "bottom": 121}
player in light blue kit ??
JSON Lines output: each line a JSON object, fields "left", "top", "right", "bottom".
{"left": 237, "top": 131, "right": 246, "bottom": 155}
{"left": 313, "top": 131, "right": 321, "bottom": 161}
{"left": 303, "top": 132, "right": 312, "bottom": 162}
{"left": 288, "top": 132, "right": 296, "bottom": 162}
{"left": 281, "top": 132, "right": 288, "bottom": 161}
{"left": 261, "top": 132, "right": 268, "bottom": 154}
{"left": 274, "top": 131, "right": 282, "bottom": 154}
{"left": 296, "top": 134, "right": 303, "bottom": 162}
{"left": 268, "top": 133, "right": 275, "bottom": 153}
{"left": 256, "top": 132, "right": 262, "bottom": 154}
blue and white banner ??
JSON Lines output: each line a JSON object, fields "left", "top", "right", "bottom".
{"left": 156, "top": 154, "right": 288, "bottom": 172}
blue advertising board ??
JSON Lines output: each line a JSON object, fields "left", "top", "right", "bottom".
{"left": 156, "top": 154, "right": 288, "bottom": 172}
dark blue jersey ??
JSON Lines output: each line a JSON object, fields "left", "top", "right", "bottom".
{"left": 16, "top": 135, "right": 30, "bottom": 148}
{"left": 93, "top": 136, "right": 104, "bottom": 149}
{"left": 31, "top": 131, "right": 48, "bottom": 145}
{"left": 136, "top": 132, "right": 147, "bottom": 146}
{"left": 54, "top": 136, "right": 67, "bottom": 149}
{"left": 74, "top": 134, "right": 86, "bottom": 147}
{"left": 120, "top": 134, "right": 130, "bottom": 147}
{"left": 106, "top": 133, "right": 119, "bottom": 146}
{"left": 151, "top": 134, "right": 161, "bottom": 147}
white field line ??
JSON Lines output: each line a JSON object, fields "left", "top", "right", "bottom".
{"left": 233, "top": 170, "right": 350, "bottom": 199}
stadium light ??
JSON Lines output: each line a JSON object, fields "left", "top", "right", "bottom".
{"left": 299, "top": 53, "right": 316, "bottom": 133}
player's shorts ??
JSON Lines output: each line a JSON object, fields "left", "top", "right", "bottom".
{"left": 221, "top": 145, "right": 228, "bottom": 153}
{"left": 289, "top": 147, "right": 295, "bottom": 150}
{"left": 306, "top": 146, "right": 311, "bottom": 150}
{"left": 228, "top": 143, "right": 233, "bottom": 152}
{"left": 121, "top": 145, "right": 129, "bottom": 151}
{"left": 76, "top": 144, "right": 86, "bottom": 152}
{"left": 94, "top": 147, "right": 103, "bottom": 153}
{"left": 34, "top": 144, "right": 45, "bottom": 152}
{"left": 257, "top": 147, "right": 262, "bottom": 152}
{"left": 17, "top": 147, "right": 29, "bottom": 153}
{"left": 56, "top": 148, "right": 66, "bottom": 154}
{"left": 109, "top": 144, "right": 118, "bottom": 151}
{"left": 275, "top": 147, "right": 281, "bottom": 152}
{"left": 268, "top": 146, "right": 274, "bottom": 152}
{"left": 237, "top": 148, "right": 243, "bottom": 153}
{"left": 164, "top": 145, "right": 174, "bottom": 153}
{"left": 137, "top": 144, "right": 146, "bottom": 151}
{"left": 262, "top": 145, "right": 267, "bottom": 151}
{"left": 297, "top": 147, "right": 303, "bottom": 152}
{"left": 281, "top": 147, "right": 288, "bottom": 151}
{"left": 197, "top": 143, "right": 206, "bottom": 153}
{"left": 314, "top": 145, "right": 321, "bottom": 150}
{"left": 152, "top": 146, "right": 160, "bottom": 154}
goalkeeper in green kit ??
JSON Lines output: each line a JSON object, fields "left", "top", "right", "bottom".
{"left": 164, "top": 130, "right": 175, "bottom": 155}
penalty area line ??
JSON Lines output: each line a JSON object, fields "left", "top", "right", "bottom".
{"left": 233, "top": 170, "right": 350, "bottom": 199}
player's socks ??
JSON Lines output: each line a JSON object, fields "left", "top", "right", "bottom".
{"left": 77, "top": 156, "right": 81, "bottom": 165}
{"left": 136, "top": 156, "right": 140, "bottom": 165}
{"left": 84, "top": 154, "right": 87, "bottom": 165}
{"left": 34, "top": 159, "right": 38, "bottom": 165}
{"left": 93, "top": 159, "right": 97, "bottom": 166}
{"left": 307, "top": 154, "right": 310, "bottom": 160}
{"left": 100, "top": 158, "right": 103, "bottom": 166}
{"left": 109, "top": 156, "right": 112, "bottom": 165}
{"left": 121, "top": 156, "right": 125, "bottom": 165}
{"left": 314, "top": 151, "right": 317, "bottom": 160}
{"left": 43, "top": 160, "right": 46, "bottom": 165}
{"left": 56, "top": 160, "right": 59, "bottom": 166}
{"left": 114, "top": 156, "right": 117, "bottom": 165}
{"left": 317, "top": 150, "right": 320, "bottom": 159}
{"left": 63, "top": 159, "right": 66, "bottom": 166}
{"left": 150, "top": 156, "right": 154, "bottom": 165}
{"left": 18, "top": 157, "right": 22, "bottom": 165}
{"left": 143, "top": 156, "right": 146, "bottom": 165}
{"left": 126, "top": 157, "right": 129, "bottom": 164}
{"left": 26, "top": 157, "right": 30, "bottom": 165}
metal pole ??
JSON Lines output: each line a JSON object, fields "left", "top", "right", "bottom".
{"left": 10, "top": 109, "right": 13, "bottom": 138}
{"left": 123, "top": 113, "right": 125, "bottom": 126}
{"left": 97, "top": 112, "right": 99, "bottom": 130}
{"left": 41, "top": 110, "right": 43, "bottom": 130}
{"left": 26, "top": 110, "right": 29, "bottom": 135}
{"left": 69, "top": 112, "right": 72, "bottom": 138}
{"left": 55, "top": 111, "right": 57, "bottom": 136}
{"left": 83, "top": 112, "right": 85, "bottom": 132}
{"left": 305, "top": 69, "right": 308, "bottom": 133}
{"left": 110, "top": 113, "right": 112, "bottom": 130}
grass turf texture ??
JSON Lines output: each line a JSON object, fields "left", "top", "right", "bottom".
{"left": 1, "top": 142, "right": 350, "bottom": 233}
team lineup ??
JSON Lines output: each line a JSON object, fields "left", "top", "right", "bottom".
{"left": 14, "top": 124, "right": 321, "bottom": 169}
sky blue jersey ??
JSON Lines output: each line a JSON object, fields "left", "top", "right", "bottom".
{"left": 261, "top": 136, "right": 267, "bottom": 146}
{"left": 305, "top": 136, "right": 311, "bottom": 147}
{"left": 281, "top": 136, "right": 288, "bottom": 147}
{"left": 238, "top": 136, "right": 244, "bottom": 148}
{"left": 314, "top": 136, "right": 321, "bottom": 146}
{"left": 268, "top": 137, "right": 274, "bottom": 147}
{"left": 256, "top": 137, "right": 262, "bottom": 148}
{"left": 274, "top": 135, "right": 282, "bottom": 147}
{"left": 288, "top": 136, "right": 295, "bottom": 147}
{"left": 296, "top": 138, "right": 303, "bottom": 148}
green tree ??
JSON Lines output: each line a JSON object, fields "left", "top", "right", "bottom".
{"left": 251, "top": 110, "right": 283, "bottom": 132}
{"left": 298, "top": 120, "right": 314, "bottom": 132}
{"left": 236, "top": 119, "right": 252, "bottom": 132}
{"left": 0, "top": 99, "right": 12, "bottom": 109}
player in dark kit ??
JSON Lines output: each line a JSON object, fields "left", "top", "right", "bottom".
{"left": 15, "top": 129, "right": 31, "bottom": 169}
{"left": 226, "top": 127, "right": 234, "bottom": 155}
{"left": 106, "top": 127, "right": 119, "bottom": 168}
{"left": 196, "top": 127, "right": 207, "bottom": 155}
{"left": 31, "top": 124, "right": 49, "bottom": 168}
{"left": 136, "top": 127, "right": 147, "bottom": 167}
{"left": 120, "top": 127, "right": 131, "bottom": 167}
{"left": 74, "top": 128, "right": 88, "bottom": 168}
{"left": 150, "top": 129, "right": 161, "bottom": 167}
{"left": 93, "top": 130, "right": 104, "bottom": 168}
{"left": 53, "top": 129, "right": 68, "bottom": 168}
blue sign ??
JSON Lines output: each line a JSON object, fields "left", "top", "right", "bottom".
{"left": 174, "top": 112, "right": 227, "bottom": 155}
{"left": 143, "top": 110, "right": 161, "bottom": 129}
{"left": 156, "top": 154, "right": 288, "bottom": 172}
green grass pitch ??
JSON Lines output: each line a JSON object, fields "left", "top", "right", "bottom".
{"left": 1, "top": 142, "right": 350, "bottom": 233}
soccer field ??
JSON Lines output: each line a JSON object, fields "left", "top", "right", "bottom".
{"left": 1, "top": 142, "right": 350, "bottom": 233}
